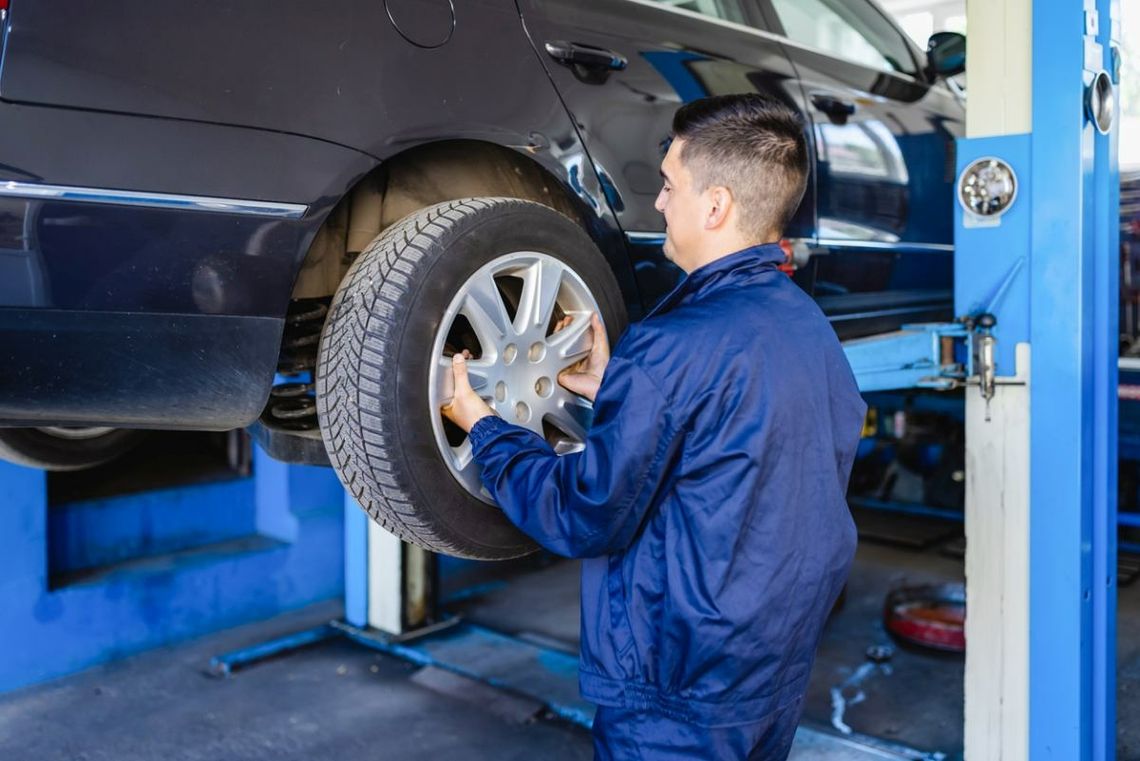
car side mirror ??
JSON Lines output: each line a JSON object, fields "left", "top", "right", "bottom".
{"left": 926, "top": 32, "right": 965, "bottom": 79}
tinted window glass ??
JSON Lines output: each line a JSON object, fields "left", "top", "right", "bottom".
{"left": 644, "top": 0, "right": 748, "bottom": 26}
{"left": 770, "top": 0, "right": 916, "bottom": 75}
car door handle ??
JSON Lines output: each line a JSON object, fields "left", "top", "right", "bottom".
{"left": 544, "top": 41, "right": 628, "bottom": 71}
{"left": 810, "top": 94, "right": 857, "bottom": 117}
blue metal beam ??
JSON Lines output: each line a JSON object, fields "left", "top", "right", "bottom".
{"left": 1091, "top": 0, "right": 1121, "bottom": 751}
{"left": 343, "top": 492, "right": 368, "bottom": 628}
{"left": 1027, "top": 1, "right": 1118, "bottom": 757}
{"left": 843, "top": 323, "right": 966, "bottom": 393}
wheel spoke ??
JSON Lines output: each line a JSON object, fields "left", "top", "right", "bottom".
{"left": 547, "top": 396, "right": 591, "bottom": 443}
{"left": 461, "top": 270, "right": 513, "bottom": 347}
{"left": 552, "top": 439, "right": 586, "bottom": 456}
{"left": 546, "top": 312, "right": 594, "bottom": 364}
{"left": 451, "top": 438, "right": 475, "bottom": 473}
{"left": 452, "top": 439, "right": 495, "bottom": 502}
{"left": 434, "top": 356, "right": 493, "bottom": 404}
{"left": 515, "top": 259, "right": 564, "bottom": 335}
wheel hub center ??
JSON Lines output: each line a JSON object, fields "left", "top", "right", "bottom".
{"left": 494, "top": 332, "right": 560, "bottom": 411}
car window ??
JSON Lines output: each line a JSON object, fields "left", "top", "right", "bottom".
{"left": 769, "top": 0, "right": 917, "bottom": 76}
{"left": 642, "top": 0, "right": 749, "bottom": 26}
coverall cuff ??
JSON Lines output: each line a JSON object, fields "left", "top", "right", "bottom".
{"left": 468, "top": 414, "right": 510, "bottom": 452}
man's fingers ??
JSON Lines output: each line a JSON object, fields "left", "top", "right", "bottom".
{"left": 452, "top": 353, "right": 472, "bottom": 393}
{"left": 590, "top": 313, "right": 608, "bottom": 354}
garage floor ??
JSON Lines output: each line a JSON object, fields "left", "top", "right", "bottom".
{"left": 449, "top": 542, "right": 967, "bottom": 758}
{"left": 449, "top": 536, "right": 1140, "bottom": 759}
{"left": 3, "top": 534, "right": 1138, "bottom": 760}
{"left": 0, "top": 601, "right": 591, "bottom": 761}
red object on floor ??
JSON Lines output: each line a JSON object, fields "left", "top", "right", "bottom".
{"left": 883, "top": 583, "right": 966, "bottom": 653}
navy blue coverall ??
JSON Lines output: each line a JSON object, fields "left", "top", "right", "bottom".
{"left": 467, "top": 242, "right": 867, "bottom": 760}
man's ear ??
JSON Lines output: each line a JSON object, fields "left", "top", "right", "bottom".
{"left": 704, "top": 186, "right": 734, "bottom": 230}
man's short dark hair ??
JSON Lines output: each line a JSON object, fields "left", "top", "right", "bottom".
{"left": 671, "top": 94, "right": 809, "bottom": 241}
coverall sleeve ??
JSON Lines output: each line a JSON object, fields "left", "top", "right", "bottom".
{"left": 467, "top": 356, "right": 682, "bottom": 558}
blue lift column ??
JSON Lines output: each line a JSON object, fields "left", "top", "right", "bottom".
{"left": 957, "top": 1, "right": 1120, "bottom": 758}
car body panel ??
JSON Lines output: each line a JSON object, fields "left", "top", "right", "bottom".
{"left": 755, "top": 0, "right": 960, "bottom": 333}
{"left": 0, "top": 0, "right": 959, "bottom": 429}
{"left": 516, "top": 0, "right": 809, "bottom": 304}
{"left": 518, "top": 0, "right": 961, "bottom": 335}
{"left": 0, "top": 310, "right": 280, "bottom": 429}
{"left": 0, "top": 0, "right": 633, "bottom": 429}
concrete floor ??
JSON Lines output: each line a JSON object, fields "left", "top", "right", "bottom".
{"left": 451, "top": 542, "right": 966, "bottom": 757}
{"left": 452, "top": 537, "right": 1140, "bottom": 759}
{"left": 0, "top": 597, "right": 914, "bottom": 761}
{"left": 3, "top": 534, "right": 1137, "bottom": 760}
{"left": 0, "top": 602, "right": 591, "bottom": 761}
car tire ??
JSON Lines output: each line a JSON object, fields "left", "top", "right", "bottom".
{"left": 316, "top": 197, "right": 627, "bottom": 559}
{"left": 0, "top": 427, "right": 147, "bottom": 471}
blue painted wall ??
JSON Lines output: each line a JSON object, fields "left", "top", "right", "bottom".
{"left": 0, "top": 448, "right": 346, "bottom": 693}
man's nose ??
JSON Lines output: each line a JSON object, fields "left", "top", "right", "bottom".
{"left": 654, "top": 190, "right": 666, "bottom": 213}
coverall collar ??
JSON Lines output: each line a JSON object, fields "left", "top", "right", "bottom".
{"left": 647, "top": 241, "right": 786, "bottom": 318}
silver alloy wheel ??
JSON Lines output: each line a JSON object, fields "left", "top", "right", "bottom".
{"left": 429, "top": 252, "right": 602, "bottom": 503}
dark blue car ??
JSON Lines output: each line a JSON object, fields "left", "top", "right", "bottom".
{"left": 0, "top": 0, "right": 963, "bottom": 558}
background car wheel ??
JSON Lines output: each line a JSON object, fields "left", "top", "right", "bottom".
{"left": 317, "top": 197, "right": 627, "bottom": 559}
{"left": 0, "top": 427, "right": 148, "bottom": 471}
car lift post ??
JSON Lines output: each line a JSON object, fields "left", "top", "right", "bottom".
{"left": 954, "top": 1, "right": 1120, "bottom": 758}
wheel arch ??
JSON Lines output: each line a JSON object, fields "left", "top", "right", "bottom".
{"left": 289, "top": 139, "right": 641, "bottom": 307}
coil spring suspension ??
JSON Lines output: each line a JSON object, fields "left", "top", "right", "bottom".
{"left": 265, "top": 298, "right": 329, "bottom": 432}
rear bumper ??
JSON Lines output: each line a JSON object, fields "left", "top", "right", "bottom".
{"left": 0, "top": 309, "right": 281, "bottom": 429}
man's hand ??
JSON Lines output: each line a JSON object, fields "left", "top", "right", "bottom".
{"left": 441, "top": 350, "right": 495, "bottom": 433}
{"left": 556, "top": 312, "right": 610, "bottom": 403}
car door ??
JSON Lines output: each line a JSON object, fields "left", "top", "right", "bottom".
{"left": 515, "top": 0, "right": 808, "bottom": 310}
{"left": 757, "top": 0, "right": 962, "bottom": 335}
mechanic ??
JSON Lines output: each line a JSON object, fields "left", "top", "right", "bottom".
{"left": 442, "top": 94, "right": 866, "bottom": 760}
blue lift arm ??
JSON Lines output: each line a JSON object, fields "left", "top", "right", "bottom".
{"left": 843, "top": 323, "right": 968, "bottom": 393}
